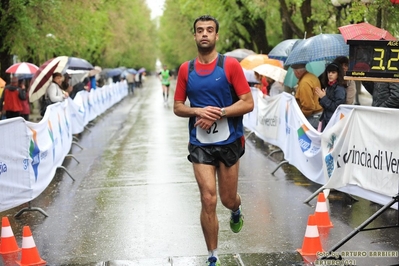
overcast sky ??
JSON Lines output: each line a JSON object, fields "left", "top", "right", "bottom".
{"left": 146, "top": 0, "right": 165, "bottom": 19}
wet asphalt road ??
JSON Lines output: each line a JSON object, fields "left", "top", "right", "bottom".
{"left": 1, "top": 76, "right": 398, "bottom": 266}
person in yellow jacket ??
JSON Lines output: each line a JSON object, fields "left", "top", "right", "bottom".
{"left": 0, "top": 78, "right": 4, "bottom": 120}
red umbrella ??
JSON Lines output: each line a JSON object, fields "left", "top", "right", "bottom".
{"left": 29, "top": 56, "right": 69, "bottom": 102}
{"left": 339, "top": 22, "right": 397, "bottom": 41}
{"left": 6, "top": 62, "right": 39, "bottom": 74}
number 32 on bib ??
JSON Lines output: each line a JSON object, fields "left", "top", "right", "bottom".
{"left": 196, "top": 117, "right": 230, "bottom": 144}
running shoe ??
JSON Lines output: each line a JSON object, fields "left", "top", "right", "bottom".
{"left": 206, "top": 256, "right": 221, "bottom": 266}
{"left": 230, "top": 196, "right": 244, "bottom": 233}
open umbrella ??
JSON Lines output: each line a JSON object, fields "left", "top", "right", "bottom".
{"left": 68, "top": 57, "right": 94, "bottom": 70}
{"left": 102, "top": 68, "right": 123, "bottom": 78}
{"left": 338, "top": 22, "right": 397, "bottom": 41}
{"left": 29, "top": 56, "right": 69, "bottom": 102}
{"left": 283, "top": 60, "right": 327, "bottom": 88}
{"left": 127, "top": 68, "right": 138, "bottom": 74}
{"left": 225, "top": 48, "right": 256, "bottom": 62}
{"left": 242, "top": 68, "right": 259, "bottom": 84}
{"left": 0, "top": 78, "right": 5, "bottom": 88}
{"left": 268, "top": 39, "right": 302, "bottom": 62}
{"left": 6, "top": 62, "right": 39, "bottom": 75}
{"left": 240, "top": 54, "right": 269, "bottom": 70}
{"left": 284, "top": 34, "right": 349, "bottom": 66}
{"left": 253, "top": 63, "right": 287, "bottom": 83}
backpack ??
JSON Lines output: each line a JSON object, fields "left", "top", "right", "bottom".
{"left": 39, "top": 95, "right": 53, "bottom": 117}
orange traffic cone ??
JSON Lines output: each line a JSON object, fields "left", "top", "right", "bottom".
{"left": 297, "top": 214, "right": 324, "bottom": 256}
{"left": 16, "top": 226, "right": 46, "bottom": 266}
{"left": 314, "top": 192, "right": 333, "bottom": 228}
{"left": 0, "top": 217, "right": 21, "bottom": 254}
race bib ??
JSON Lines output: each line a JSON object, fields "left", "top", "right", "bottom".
{"left": 196, "top": 118, "right": 230, "bottom": 144}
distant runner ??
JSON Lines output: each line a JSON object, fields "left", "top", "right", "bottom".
{"left": 159, "top": 65, "right": 173, "bottom": 104}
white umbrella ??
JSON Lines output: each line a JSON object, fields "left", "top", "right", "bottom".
{"left": 253, "top": 64, "right": 287, "bottom": 83}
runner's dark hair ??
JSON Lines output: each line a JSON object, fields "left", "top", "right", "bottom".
{"left": 193, "top": 15, "right": 219, "bottom": 33}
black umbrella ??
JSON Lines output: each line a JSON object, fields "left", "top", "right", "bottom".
{"left": 68, "top": 57, "right": 94, "bottom": 70}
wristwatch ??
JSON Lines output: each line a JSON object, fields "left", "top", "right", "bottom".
{"left": 221, "top": 108, "right": 226, "bottom": 117}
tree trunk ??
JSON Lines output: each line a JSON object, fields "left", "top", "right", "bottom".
{"left": 234, "top": 0, "right": 268, "bottom": 53}
{"left": 300, "top": 0, "right": 315, "bottom": 37}
{"left": 0, "top": 0, "right": 13, "bottom": 83}
{"left": 278, "top": 0, "right": 305, "bottom": 38}
{"left": 280, "top": 4, "right": 294, "bottom": 40}
{"left": 0, "top": 52, "right": 13, "bottom": 84}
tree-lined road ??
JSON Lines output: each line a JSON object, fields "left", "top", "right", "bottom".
{"left": 0, "top": 76, "right": 397, "bottom": 266}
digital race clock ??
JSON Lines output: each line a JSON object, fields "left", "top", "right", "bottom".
{"left": 345, "top": 40, "right": 399, "bottom": 82}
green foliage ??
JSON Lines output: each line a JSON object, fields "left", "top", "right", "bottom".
{"left": 1, "top": 0, "right": 399, "bottom": 79}
{"left": 0, "top": 0, "right": 158, "bottom": 74}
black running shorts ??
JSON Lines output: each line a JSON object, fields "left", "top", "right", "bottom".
{"left": 187, "top": 136, "right": 245, "bottom": 167}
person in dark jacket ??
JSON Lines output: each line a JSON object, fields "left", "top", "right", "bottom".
{"left": 0, "top": 76, "right": 26, "bottom": 119}
{"left": 69, "top": 77, "right": 90, "bottom": 99}
{"left": 362, "top": 81, "right": 399, "bottom": 108}
{"left": 314, "top": 62, "right": 346, "bottom": 131}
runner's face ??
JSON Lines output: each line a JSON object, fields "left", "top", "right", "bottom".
{"left": 194, "top": 20, "right": 218, "bottom": 52}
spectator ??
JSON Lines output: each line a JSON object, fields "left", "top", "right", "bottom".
{"left": 61, "top": 73, "right": 73, "bottom": 95}
{"left": 266, "top": 76, "right": 284, "bottom": 97}
{"left": 46, "top": 72, "right": 69, "bottom": 103}
{"left": 69, "top": 77, "right": 90, "bottom": 99}
{"left": 0, "top": 78, "right": 6, "bottom": 120}
{"left": 19, "top": 78, "right": 30, "bottom": 121}
{"left": 126, "top": 72, "right": 135, "bottom": 94}
{"left": 0, "top": 76, "right": 26, "bottom": 119}
{"left": 333, "top": 56, "right": 356, "bottom": 104}
{"left": 362, "top": 81, "right": 399, "bottom": 108}
{"left": 291, "top": 64, "right": 323, "bottom": 129}
{"left": 314, "top": 62, "right": 346, "bottom": 131}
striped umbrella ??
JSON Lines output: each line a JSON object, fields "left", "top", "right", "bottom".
{"left": 284, "top": 34, "right": 349, "bottom": 67}
{"left": 29, "top": 56, "right": 69, "bottom": 102}
{"left": 6, "top": 62, "right": 39, "bottom": 74}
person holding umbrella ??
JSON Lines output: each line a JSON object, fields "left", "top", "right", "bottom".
{"left": 291, "top": 64, "right": 323, "bottom": 129}
{"left": 40, "top": 72, "right": 69, "bottom": 116}
{"left": 46, "top": 72, "right": 69, "bottom": 103}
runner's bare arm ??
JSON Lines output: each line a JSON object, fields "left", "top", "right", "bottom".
{"left": 174, "top": 101, "right": 221, "bottom": 119}
{"left": 220, "top": 91, "right": 254, "bottom": 117}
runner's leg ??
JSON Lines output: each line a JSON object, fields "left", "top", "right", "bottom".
{"left": 193, "top": 163, "right": 218, "bottom": 251}
{"left": 218, "top": 160, "right": 240, "bottom": 211}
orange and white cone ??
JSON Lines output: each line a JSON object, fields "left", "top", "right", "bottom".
{"left": 0, "top": 217, "right": 21, "bottom": 254}
{"left": 16, "top": 226, "right": 46, "bottom": 266}
{"left": 297, "top": 214, "right": 324, "bottom": 256}
{"left": 314, "top": 192, "right": 333, "bottom": 228}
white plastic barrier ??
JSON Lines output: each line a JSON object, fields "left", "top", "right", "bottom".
{"left": 0, "top": 81, "right": 127, "bottom": 212}
{"left": 244, "top": 91, "right": 397, "bottom": 209}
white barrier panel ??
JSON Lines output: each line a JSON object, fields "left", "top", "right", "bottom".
{"left": 0, "top": 102, "right": 71, "bottom": 212}
{"left": 0, "top": 118, "right": 31, "bottom": 211}
{"left": 322, "top": 106, "right": 399, "bottom": 208}
{"left": 244, "top": 93, "right": 397, "bottom": 209}
{"left": 0, "top": 82, "right": 127, "bottom": 212}
{"left": 246, "top": 92, "right": 324, "bottom": 185}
